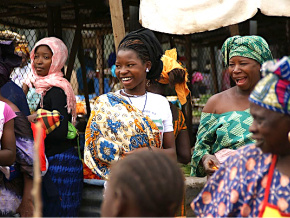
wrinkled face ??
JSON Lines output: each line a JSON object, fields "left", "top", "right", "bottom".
{"left": 115, "top": 49, "right": 151, "bottom": 95}
{"left": 228, "top": 56, "right": 261, "bottom": 91}
{"left": 249, "top": 102, "right": 290, "bottom": 154}
{"left": 34, "top": 45, "right": 53, "bottom": 77}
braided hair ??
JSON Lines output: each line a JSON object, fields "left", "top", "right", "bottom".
{"left": 118, "top": 28, "right": 163, "bottom": 81}
{"left": 109, "top": 150, "right": 185, "bottom": 217}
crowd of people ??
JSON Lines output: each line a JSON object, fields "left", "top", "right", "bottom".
{"left": 0, "top": 27, "right": 289, "bottom": 217}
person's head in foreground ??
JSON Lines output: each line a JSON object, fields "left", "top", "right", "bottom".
{"left": 101, "top": 150, "right": 185, "bottom": 217}
{"left": 221, "top": 35, "right": 273, "bottom": 93}
{"left": 192, "top": 56, "right": 290, "bottom": 217}
{"left": 249, "top": 56, "right": 290, "bottom": 155}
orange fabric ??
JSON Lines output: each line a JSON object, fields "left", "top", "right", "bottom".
{"left": 31, "top": 122, "right": 47, "bottom": 172}
{"left": 83, "top": 162, "right": 102, "bottom": 179}
{"left": 76, "top": 102, "right": 86, "bottom": 114}
{"left": 15, "top": 43, "right": 30, "bottom": 57}
{"left": 159, "top": 48, "right": 190, "bottom": 105}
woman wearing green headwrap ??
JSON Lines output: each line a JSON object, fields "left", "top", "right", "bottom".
{"left": 191, "top": 35, "right": 273, "bottom": 177}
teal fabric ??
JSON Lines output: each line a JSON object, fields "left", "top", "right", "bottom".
{"left": 191, "top": 109, "right": 255, "bottom": 177}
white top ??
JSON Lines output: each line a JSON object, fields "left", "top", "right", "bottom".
{"left": 116, "top": 90, "right": 173, "bottom": 142}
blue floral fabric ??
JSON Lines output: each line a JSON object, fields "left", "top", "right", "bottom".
{"left": 84, "top": 92, "right": 161, "bottom": 180}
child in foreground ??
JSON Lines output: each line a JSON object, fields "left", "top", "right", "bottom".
{"left": 101, "top": 150, "right": 185, "bottom": 217}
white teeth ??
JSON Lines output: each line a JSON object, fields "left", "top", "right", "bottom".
{"left": 122, "top": 77, "right": 131, "bottom": 81}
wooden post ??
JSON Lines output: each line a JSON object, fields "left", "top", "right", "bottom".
{"left": 129, "top": 6, "right": 142, "bottom": 31}
{"left": 96, "top": 32, "right": 104, "bottom": 95}
{"left": 286, "top": 19, "right": 290, "bottom": 54}
{"left": 184, "top": 35, "right": 193, "bottom": 147}
{"left": 66, "top": 1, "right": 82, "bottom": 81}
{"left": 47, "top": 6, "right": 54, "bottom": 37}
{"left": 210, "top": 46, "right": 218, "bottom": 94}
{"left": 78, "top": 41, "right": 91, "bottom": 117}
{"left": 54, "top": 6, "right": 62, "bottom": 39}
{"left": 229, "top": 24, "right": 240, "bottom": 36}
{"left": 66, "top": 22, "right": 82, "bottom": 81}
{"left": 109, "top": 0, "right": 125, "bottom": 52}
{"left": 32, "top": 123, "right": 42, "bottom": 217}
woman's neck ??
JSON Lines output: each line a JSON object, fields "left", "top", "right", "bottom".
{"left": 235, "top": 86, "right": 253, "bottom": 97}
{"left": 121, "top": 88, "right": 146, "bottom": 97}
{"left": 276, "top": 154, "right": 290, "bottom": 177}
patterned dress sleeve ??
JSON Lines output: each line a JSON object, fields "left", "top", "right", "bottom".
{"left": 192, "top": 145, "right": 260, "bottom": 217}
{"left": 191, "top": 112, "right": 219, "bottom": 177}
{"left": 84, "top": 93, "right": 161, "bottom": 180}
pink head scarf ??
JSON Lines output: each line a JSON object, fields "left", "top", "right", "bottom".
{"left": 30, "top": 37, "right": 76, "bottom": 124}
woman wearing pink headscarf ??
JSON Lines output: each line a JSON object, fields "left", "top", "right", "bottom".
{"left": 29, "top": 37, "right": 82, "bottom": 217}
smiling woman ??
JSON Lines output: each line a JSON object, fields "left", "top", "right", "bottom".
{"left": 84, "top": 28, "right": 176, "bottom": 180}
{"left": 191, "top": 35, "right": 273, "bottom": 177}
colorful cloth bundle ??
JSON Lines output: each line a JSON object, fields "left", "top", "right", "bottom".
{"left": 84, "top": 92, "right": 161, "bottom": 180}
{"left": 36, "top": 109, "right": 62, "bottom": 134}
{"left": 249, "top": 56, "right": 290, "bottom": 115}
{"left": 159, "top": 48, "right": 190, "bottom": 105}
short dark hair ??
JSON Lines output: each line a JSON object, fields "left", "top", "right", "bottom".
{"left": 109, "top": 150, "right": 185, "bottom": 217}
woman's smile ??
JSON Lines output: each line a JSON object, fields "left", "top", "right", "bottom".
{"left": 115, "top": 49, "right": 149, "bottom": 95}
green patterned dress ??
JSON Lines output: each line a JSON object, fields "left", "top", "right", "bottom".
{"left": 191, "top": 109, "right": 255, "bottom": 177}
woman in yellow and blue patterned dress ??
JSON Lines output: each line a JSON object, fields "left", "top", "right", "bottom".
{"left": 84, "top": 29, "right": 176, "bottom": 180}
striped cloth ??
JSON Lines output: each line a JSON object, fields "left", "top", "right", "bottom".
{"left": 249, "top": 56, "right": 290, "bottom": 115}
{"left": 36, "top": 109, "right": 62, "bottom": 134}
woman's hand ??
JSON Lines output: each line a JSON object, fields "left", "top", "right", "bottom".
{"left": 202, "top": 154, "right": 220, "bottom": 176}
{"left": 16, "top": 198, "right": 33, "bottom": 217}
{"left": 27, "top": 113, "right": 37, "bottom": 123}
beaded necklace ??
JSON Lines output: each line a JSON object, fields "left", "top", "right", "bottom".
{"left": 121, "top": 89, "right": 148, "bottom": 113}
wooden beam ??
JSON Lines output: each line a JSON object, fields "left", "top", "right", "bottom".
{"left": 210, "top": 46, "right": 218, "bottom": 93}
{"left": 78, "top": 41, "right": 91, "bottom": 117}
{"left": 66, "top": 24, "right": 82, "bottom": 81}
{"left": 184, "top": 35, "right": 193, "bottom": 147}
{"left": 129, "top": 5, "right": 141, "bottom": 32}
{"left": 53, "top": 6, "right": 63, "bottom": 39}
{"left": 66, "top": 1, "right": 82, "bottom": 81}
{"left": 0, "top": 5, "right": 76, "bottom": 18}
{"left": 96, "top": 31, "right": 104, "bottom": 95}
{"left": 109, "top": 0, "right": 125, "bottom": 52}
{"left": 229, "top": 24, "right": 240, "bottom": 36}
{"left": 47, "top": 5, "right": 54, "bottom": 36}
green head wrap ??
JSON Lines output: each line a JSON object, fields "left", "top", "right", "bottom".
{"left": 221, "top": 35, "right": 273, "bottom": 67}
